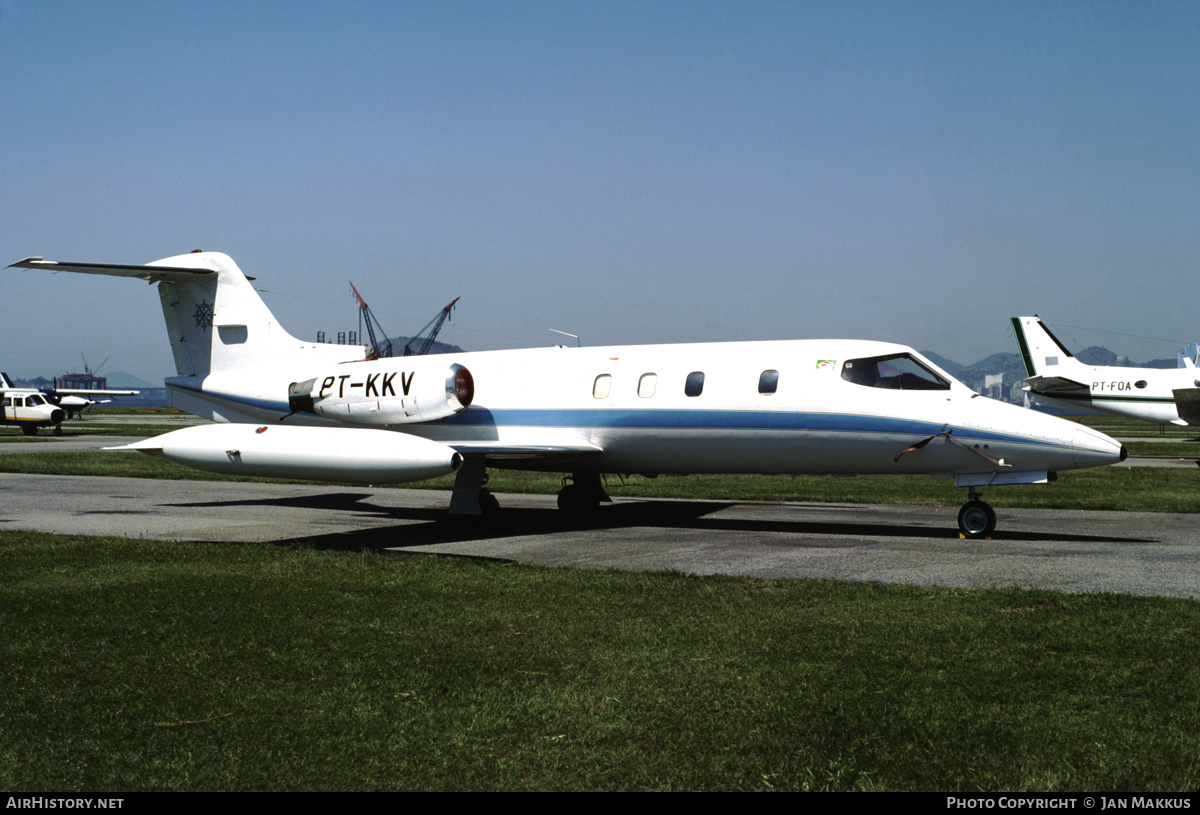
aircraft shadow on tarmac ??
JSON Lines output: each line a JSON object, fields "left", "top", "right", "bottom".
{"left": 162, "top": 491, "right": 1154, "bottom": 553}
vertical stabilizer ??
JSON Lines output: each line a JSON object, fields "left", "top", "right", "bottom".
{"left": 1011, "top": 316, "right": 1079, "bottom": 378}
{"left": 146, "top": 251, "right": 311, "bottom": 378}
{"left": 10, "top": 252, "right": 371, "bottom": 422}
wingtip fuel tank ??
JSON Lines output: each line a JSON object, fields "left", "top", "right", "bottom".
{"left": 114, "top": 424, "right": 463, "bottom": 483}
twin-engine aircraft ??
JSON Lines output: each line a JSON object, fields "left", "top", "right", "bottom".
{"left": 11, "top": 253, "right": 1125, "bottom": 537}
{"left": 0, "top": 381, "right": 65, "bottom": 435}
{"left": 1012, "top": 316, "right": 1200, "bottom": 426}
{"left": 0, "top": 372, "right": 138, "bottom": 433}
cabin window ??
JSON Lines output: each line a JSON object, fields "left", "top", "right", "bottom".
{"left": 638, "top": 373, "right": 657, "bottom": 398}
{"left": 841, "top": 354, "right": 949, "bottom": 391}
{"left": 685, "top": 371, "right": 705, "bottom": 397}
{"left": 2, "top": 397, "right": 11, "bottom": 407}
{"left": 593, "top": 374, "right": 612, "bottom": 400}
{"left": 759, "top": 370, "right": 779, "bottom": 394}
{"left": 1135, "top": 380, "right": 1147, "bottom": 389}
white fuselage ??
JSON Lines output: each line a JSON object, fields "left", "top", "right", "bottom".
{"left": 1026, "top": 364, "right": 1200, "bottom": 425}
{"left": 1, "top": 390, "right": 64, "bottom": 430}
{"left": 167, "top": 338, "right": 1123, "bottom": 481}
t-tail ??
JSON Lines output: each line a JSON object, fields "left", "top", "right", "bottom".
{"left": 8, "top": 252, "right": 370, "bottom": 422}
{"left": 1010, "top": 316, "right": 1090, "bottom": 381}
{"left": 1010, "top": 316, "right": 1096, "bottom": 413}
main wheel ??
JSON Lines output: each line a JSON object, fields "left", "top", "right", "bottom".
{"left": 478, "top": 488, "right": 500, "bottom": 516}
{"left": 557, "top": 483, "right": 600, "bottom": 514}
{"left": 958, "top": 500, "right": 997, "bottom": 538}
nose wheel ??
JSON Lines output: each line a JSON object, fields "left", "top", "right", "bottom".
{"left": 958, "top": 489, "right": 997, "bottom": 538}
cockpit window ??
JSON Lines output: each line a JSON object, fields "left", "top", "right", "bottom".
{"left": 841, "top": 353, "right": 950, "bottom": 390}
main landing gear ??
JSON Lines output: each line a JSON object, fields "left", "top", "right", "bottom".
{"left": 449, "top": 464, "right": 609, "bottom": 518}
{"left": 556, "top": 472, "right": 611, "bottom": 514}
{"left": 957, "top": 487, "right": 997, "bottom": 539}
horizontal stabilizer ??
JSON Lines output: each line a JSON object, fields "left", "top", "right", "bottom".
{"left": 1024, "top": 374, "right": 1090, "bottom": 393}
{"left": 9, "top": 257, "right": 215, "bottom": 283}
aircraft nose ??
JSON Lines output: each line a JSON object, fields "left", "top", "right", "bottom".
{"left": 1071, "top": 424, "right": 1125, "bottom": 468}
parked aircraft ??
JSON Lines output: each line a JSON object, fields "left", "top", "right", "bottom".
{"left": 1012, "top": 316, "right": 1200, "bottom": 426}
{"left": 10, "top": 253, "right": 1125, "bottom": 537}
{"left": 0, "top": 372, "right": 139, "bottom": 422}
{"left": 0, "top": 382, "right": 65, "bottom": 435}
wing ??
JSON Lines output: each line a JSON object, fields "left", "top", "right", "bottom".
{"left": 56, "top": 388, "right": 140, "bottom": 397}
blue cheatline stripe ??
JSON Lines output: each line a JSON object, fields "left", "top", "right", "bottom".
{"left": 173, "top": 384, "right": 1060, "bottom": 448}
{"left": 442, "top": 407, "right": 1057, "bottom": 447}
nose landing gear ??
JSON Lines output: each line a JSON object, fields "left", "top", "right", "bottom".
{"left": 958, "top": 487, "right": 997, "bottom": 539}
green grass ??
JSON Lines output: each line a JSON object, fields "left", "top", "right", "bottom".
{"left": 0, "top": 449, "right": 1198, "bottom": 512}
{"left": 3, "top": 410, "right": 1200, "bottom": 790}
{"left": 2, "top": 531, "right": 1199, "bottom": 791}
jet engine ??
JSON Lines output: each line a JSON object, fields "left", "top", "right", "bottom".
{"left": 288, "top": 362, "right": 474, "bottom": 425}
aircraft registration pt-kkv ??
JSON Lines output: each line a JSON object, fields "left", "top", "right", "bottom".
{"left": 11, "top": 252, "right": 1125, "bottom": 538}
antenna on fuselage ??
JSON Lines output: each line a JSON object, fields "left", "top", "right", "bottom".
{"left": 550, "top": 329, "right": 580, "bottom": 347}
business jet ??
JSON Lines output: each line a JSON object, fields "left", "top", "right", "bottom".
{"left": 1012, "top": 316, "right": 1200, "bottom": 426}
{"left": 9, "top": 253, "right": 1125, "bottom": 538}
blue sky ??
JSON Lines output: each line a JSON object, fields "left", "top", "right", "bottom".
{"left": 2, "top": 0, "right": 1197, "bottom": 382}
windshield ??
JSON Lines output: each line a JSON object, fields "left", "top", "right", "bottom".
{"left": 841, "top": 353, "right": 950, "bottom": 391}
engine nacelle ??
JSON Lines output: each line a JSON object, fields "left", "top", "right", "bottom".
{"left": 288, "top": 362, "right": 474, "bottom": 426}
{"left": 122, "top": 423, "right": 463, "bottom": 483}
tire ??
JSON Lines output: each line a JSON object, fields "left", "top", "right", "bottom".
{"left": 958, "top": 500, "right": 997, "bottom": 538}
{"left": 557, "top": 483, "right": 599, "bottom": 514}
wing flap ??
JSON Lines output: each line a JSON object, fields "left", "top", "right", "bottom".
{"left": 449, "top": 441, "right": 603, "bottom": 461}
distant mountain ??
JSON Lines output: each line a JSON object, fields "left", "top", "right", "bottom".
{"left": 920, "top": 350, "right": 964, "bottom": 375}
{"left": 956, "top": 353, "right": 1027, "bottom": 398}
{"left": 102, "top": 371, "right": 154, "bottom": 388}
{"left": 385, "top": 337, "right": 465, "bottom": 355}
{"left": 1075, "top": 346, "right": 1119, "bottom": 366}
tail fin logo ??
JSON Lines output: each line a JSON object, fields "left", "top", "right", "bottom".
{"left": 194, "top": 300, "right": 214, "bottom": 331}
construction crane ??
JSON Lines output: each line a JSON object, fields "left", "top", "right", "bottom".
{"left": 349, "top": 281, "right": 393, "bottom": 358}
{"left": 349, "top": 283, "right": 460, "bottom": 358}
{"left": 404, "top": 297, "right": 460, "bottom": 356}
